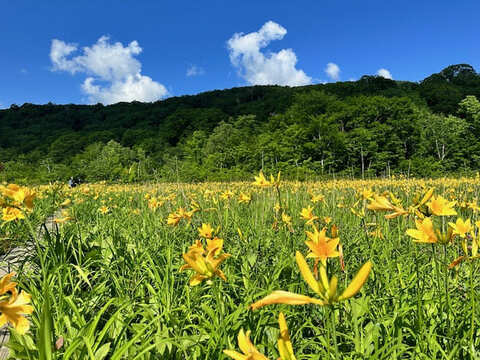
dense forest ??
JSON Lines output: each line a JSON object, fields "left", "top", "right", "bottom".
{"left": 2, "top": 63, "right": 480, "bottom": 183}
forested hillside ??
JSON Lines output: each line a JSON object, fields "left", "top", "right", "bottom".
{"left": 2, "top": 64, "right": 480, "bottom": 182}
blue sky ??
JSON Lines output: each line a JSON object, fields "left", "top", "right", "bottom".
{"left": 1, "top": 0, "right": 478, "bottom": 107}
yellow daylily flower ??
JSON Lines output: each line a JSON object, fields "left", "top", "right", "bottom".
{"left": 167, "top": 207, "right": 197, "bottom": 226}
{"left": 250, "top": 252, "right": 372, "bottom": 309}
{"left": 273, "top": 203, "right": 281, "bottom": 213}
{"left": 224, "top": 312, "right": 296, "bottom": 360}
{"left": 367, "top": 195, "right": 396, "bottom": 211}
{"left": 367, "top": 195, "right": 408, "bottom": 219}
{"left": 2, "top": 207, "right": 25, "bottom": 222}
{"left": 0, "top": 291, "right": 33, "bottom": 335}
{"left": 253, "top": 171, "right": 271, "bottom": 187}
{"left": 198, "top": 223, "right": 215, "bottom": 239}
{"left": 300, "top": 206, "right": 318, "bottom": 225}
{"left": 180, "top": 241, "right": 230, "bottom": 286}
{"left": 0, "top": 273, "right": 18, "bottom": 297}
{"left": 427, "top": 195, "right": 457, "bottom": 216}
{"left": 60, "top": 198, "right": 71, "bottom": 207}
{"left": 206, "top": 237, "right": 224, "bottom": 256}
{"left": 224, "top": 329, "right": 268, "bottom": 360}
{"left": 406, "top": 217, "right": 438, "bottom": 244}
{"left": 221, "top": 190, "right": 234, "bottom": 200}
{"left": 148, "top": 198, "right": 163, "bottom": 210}
{"left": 448, "top": 218, "right": 472, "bottom": 238}
{"left": 98, "top": 206, "right": 109, "bottom": 214}
{"left": 310, "top": 193, "right": 324, "bottom": 203}
{"left": 238, "top": 193, "right": 251, "bottom": 204}
{"left": 281, "top": 212, "right": 292, "bottom": 227}
{"left": 0, "top": 273, "right": 33, "bottom": 335}
{"left": 167, "top": 211, "right": 182, "bottom": 226}
{"left": 269, "top": 172, "right": 281, "bottom": 187}
{"left": 1, "top": 184, "right": 36, "bottom": 211}
{"left": 360, "top": 188, "right": 374, "bottom": 200}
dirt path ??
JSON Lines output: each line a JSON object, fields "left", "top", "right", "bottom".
{"left": 0, "top": 210, "right": 61, "bottom": 359}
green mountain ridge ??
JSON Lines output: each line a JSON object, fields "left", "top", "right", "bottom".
{"left": 2, "top": 64, "right": 480, "bottom": 182}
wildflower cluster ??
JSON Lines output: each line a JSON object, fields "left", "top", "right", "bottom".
{"left": 0, "top": 273, "right": 33, "bottom": 335}
{"left": 0, "top": 184, "right": 36, "bottom": 223}
{"left": 167, "top": 207, "right": 198, "bottom": 226}
{"left": 179, "top": 223, "right": 231, "bottom": 285}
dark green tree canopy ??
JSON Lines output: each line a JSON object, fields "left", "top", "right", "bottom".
{"left": 2, "top": 64, "right": 480, "bottom": 182}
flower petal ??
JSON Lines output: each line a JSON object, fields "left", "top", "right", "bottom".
{"left": 295, "top": 251, "right": 321, "bottom": 294}
{"left": 250, "top": 290, "right": 325, "bottom": 310}
{"left": 338, "top": 261, "right": 372, "bottom": 301}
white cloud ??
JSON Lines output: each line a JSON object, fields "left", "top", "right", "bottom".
{"left": 50, "top": 36, "right": 168, "bottom": 104}
{"left": 20, "top": 68, "right": 28, "bottom": 74}
{"left": 376, "top": 68, "right": 393, "bottom": 79}
{"left": 227, "top": 21, "right": 311, "bottom": 86}
{"left": 186, "top": 64, "right": 205, "bottom": 77}
{"left": 325, "top": 62, "right": 340, "bottom": 81}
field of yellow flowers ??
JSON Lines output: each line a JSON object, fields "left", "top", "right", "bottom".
{"left": 1, "top": 173, "right": 480, "bottom": 359}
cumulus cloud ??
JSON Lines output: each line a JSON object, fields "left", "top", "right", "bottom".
{"left": 50, "top": 36, "right": 168, "bottom": 104}
{"left": 325, "top": 62, "right": 340, "bottom": 81}
{"left": 227, "top": 21, "right": 311, "bottom": 86}
{"left": 186, "top": 64, "right": 205, "bottom": 77}
{"left": 376, "top": 68, "right": 393, "bottom": 79}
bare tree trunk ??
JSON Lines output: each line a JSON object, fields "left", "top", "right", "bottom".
{"left": 435, "top": 139, "right": 441, "bottom": 161}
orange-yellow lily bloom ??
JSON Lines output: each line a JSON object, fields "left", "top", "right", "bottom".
{"left": 304, "top": 227, "right": 339, "bottom": 265}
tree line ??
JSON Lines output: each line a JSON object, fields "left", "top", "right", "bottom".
{"left": 2, "top": 64, "right": 480, "bottom": 183}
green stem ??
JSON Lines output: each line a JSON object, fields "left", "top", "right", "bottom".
{"left": 432, "top": 245, "right": 441, "bottom": 298}
{"left": 330, "top": 306, "right": 339, "bottom": 360}
{"left": 414, "top": 245, "right": 423, "bottom": 344}
{"left": 23, "top": 215, "right": 45, "bottom": 276}
{"left": 470, "top": 260, "right": 475, "bottom": 345}
{"left": 324, "top": 307, "right": 331, "bottom": 358}
{"left": 275, "top": 185, "right": 284, "bottom": 212}
{"left": 443, "top": 244, "right": 450, "bottom": 344}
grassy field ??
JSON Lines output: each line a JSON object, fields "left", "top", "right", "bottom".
{"left": 1, "top": 174, "right": 480, "bottom": 359}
